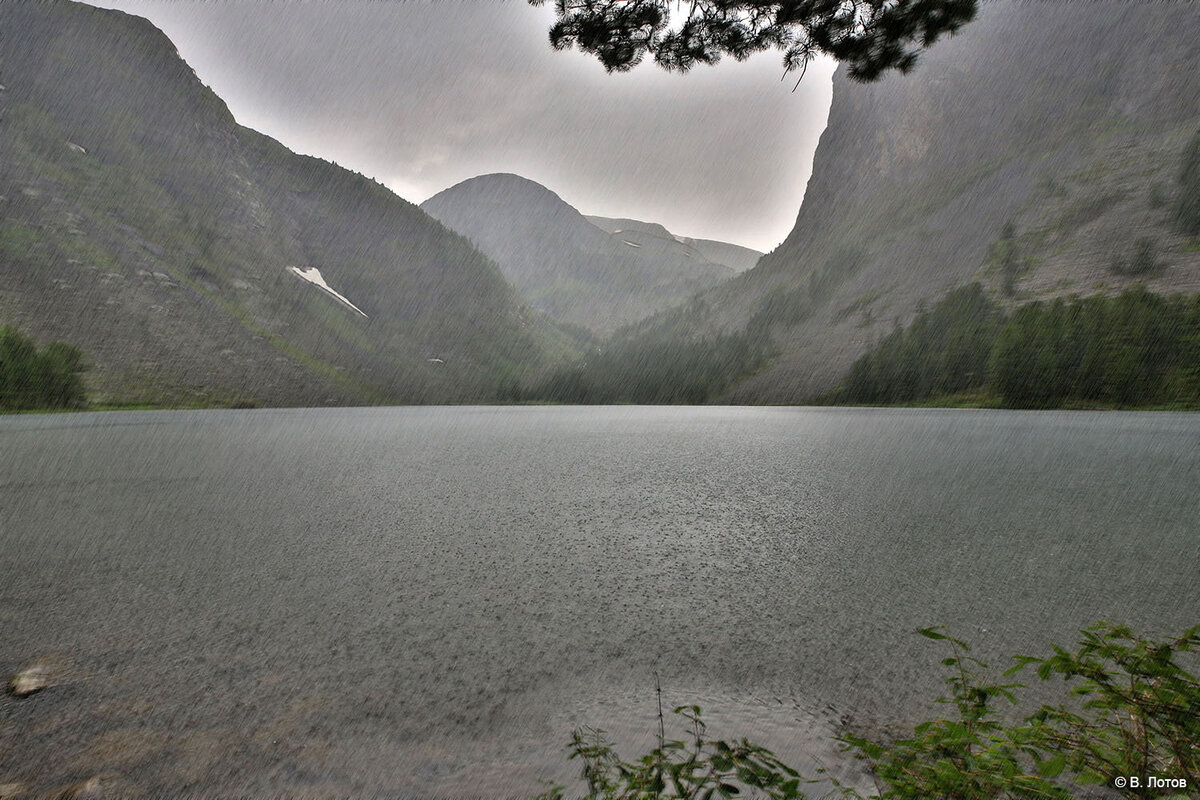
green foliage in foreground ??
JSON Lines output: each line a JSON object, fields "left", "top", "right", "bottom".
{"left": 541, "top": 623, "right": 1199, "bottom": 799}
{"left": 0, "top": 325, "right": 87, "bottom": 410}
{"left": 836, "top": 284, "right": 1200, "bottom": 409}
{"left": 548, "top": 709, "right": 805, "bottom": 800}
{"left": 1012, "top": 624, "right": 1199, "bottom": 793}
{"left": 839, "top": 628, "right": 1070, "bottom": 800}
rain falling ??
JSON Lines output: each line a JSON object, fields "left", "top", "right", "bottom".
{"left": 2, "top": 1, "right": 1198, "bottom": 797}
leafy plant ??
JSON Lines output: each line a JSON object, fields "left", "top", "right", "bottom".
{"left": 545, "top": 624, "right": 1200, "bottom": 799}
{"left": 1008, "top": 622, "right": 1200, "bottom": 796}
{"left": 538, "top": 678, "right": 806, "bottom": 800}
{"left": 837, "top": 628, "right": 1070, "bottom": 800}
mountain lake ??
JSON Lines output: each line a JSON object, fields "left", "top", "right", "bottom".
{"left": 1, "top": 406, "right": 1197, "bottom": 796}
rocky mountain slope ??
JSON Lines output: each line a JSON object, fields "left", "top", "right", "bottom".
{"left": 585, "top": 216, "right": 762, "bottom": 274}
{"left": 0, "top": 0, "right": 567, "bottom": 406}
{"left": 421, "top": 174, "right": 736, "bottom": 333}
{"left": 649, "top": 0, "right": 1200, "bottom": 402}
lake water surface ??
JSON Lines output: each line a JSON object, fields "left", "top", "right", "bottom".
{"left": 1, "top": 407, "right": 1197, "bottom": 795}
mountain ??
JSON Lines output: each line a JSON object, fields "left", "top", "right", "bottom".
{"left": 585, "top": 216, "right": 762, "bottom": 273}
{"left": 618, "top": 1, "right": 1200, "bottom": 402}
{"left": 421, "top": 174, "right": 736, "bottom": 333}
{"left": 0, "top": 0, "right": 568, "bottom": 406}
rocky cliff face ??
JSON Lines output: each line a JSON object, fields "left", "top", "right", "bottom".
{"left": 0, "top": 1, "right": 563, "bottom": 406}
{"left": 702, "top": 1, "right": 1200, "bottom": 401}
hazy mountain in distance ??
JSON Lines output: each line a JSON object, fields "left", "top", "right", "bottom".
{"left": 0, "top": 0, "right": 570, "bottom": 406}
{"left": 614, "top": 0, "right": 1200, "bottom": 402}
{"left": 586, "top": 216, "right": 762, "bottom": 273}
{"left": 421, "top": 174, "right": 735, "bottom": 333}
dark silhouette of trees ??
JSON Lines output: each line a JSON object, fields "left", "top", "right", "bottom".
{"left": 535, "top": 327, "right": 770, "bottom": 404}
{"left": 841, "top": 283, "right": 1001, "bottom": 404}
{"left": 1110, "top": 237, "right": 1163, "bottom": 278}
{"left": 838, "top": 284, "right": 1200, "bottom": 408}
{"left": 530, "top": 0, "right": 978, "bottom": 82}
{"left": 989, "top": 221, "right": 1022, "bottom": 296}
{"left": 0, "top": 326, "right": 87, "bottom": 410}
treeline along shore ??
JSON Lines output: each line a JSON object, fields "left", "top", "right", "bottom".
{"left": 828, "top": 284, "right": 1200, "bottom": 410}
{"left": 5, "top": 283, "right": 1200, "bottom": 412}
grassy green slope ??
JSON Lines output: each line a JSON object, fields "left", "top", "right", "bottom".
{"left": 0, "top": 0, "right": 569, "bottom": 406}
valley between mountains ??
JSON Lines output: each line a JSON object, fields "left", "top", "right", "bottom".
{"left": 2, "top": 0, "right": 1198, "bottom": 409}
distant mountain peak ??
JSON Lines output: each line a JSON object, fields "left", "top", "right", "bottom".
{"left": 422, "top": 175, "right": 737, "bottom": 333}
{"left": 0, "top": 0, "right": 562, "bottom": 406}
{"left": 431, "top": 173, "right": 569, "bottom": 207}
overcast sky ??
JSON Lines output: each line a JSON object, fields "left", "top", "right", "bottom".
{"left": 83, "top": 0, "right": 836, "bottom": 252}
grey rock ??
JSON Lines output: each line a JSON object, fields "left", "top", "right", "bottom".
{"left": 7, "top": 664, "right": 48, "bottom": 697}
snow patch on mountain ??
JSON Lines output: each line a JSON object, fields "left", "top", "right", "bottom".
{"left": 287, "top": 266, "right": 368, "bottom": 317}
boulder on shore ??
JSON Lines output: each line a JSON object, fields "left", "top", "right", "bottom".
{"left": 7, "top": 665, "right": 49, "bottom": 697}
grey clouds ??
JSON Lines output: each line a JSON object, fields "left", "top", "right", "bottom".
{"left": 82, "top": 0, "right": 835, "bottom": 251}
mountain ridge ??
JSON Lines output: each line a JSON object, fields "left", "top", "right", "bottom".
{"left": 626, "top": 0, "right": 1200, "bottom": 402}
{"left": 0, "top": 0, "right": 568, "bottom": 405}
{"left": 584, "top": 215, "right": 762, "bottom": 273}
{"left": 421, "top": 173, "right": 737, "bottom": 333}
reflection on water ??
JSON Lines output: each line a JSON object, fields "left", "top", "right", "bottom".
{"left": 1, "top": 407, "right": 1197, "bottom": 795}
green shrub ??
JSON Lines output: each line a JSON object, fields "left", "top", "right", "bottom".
{"left": 839, "top": 628, "right": 1070, "bottom": 800}
{"left": 537, "top": 694, "right": 805, "bottom": 799}
{"left": 0, "top": 325, "right": 88, "bottom": 410}
{"left": 545, "top": 624, "right": 1200, "bottom": 799}
{"left": 1010, "top": 623, "right": 1200, "bottom": 795}
{"left": 841, "top": 624, "right": 1199, "bottom": 799}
